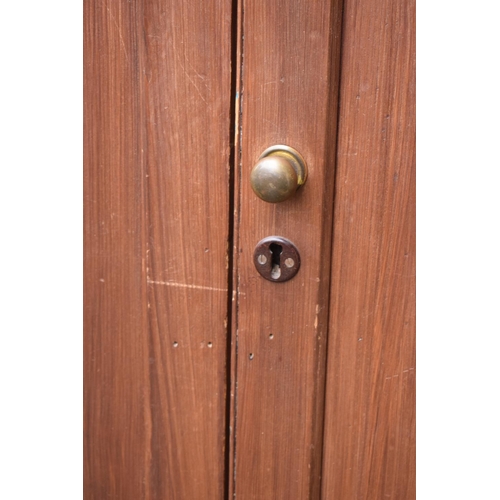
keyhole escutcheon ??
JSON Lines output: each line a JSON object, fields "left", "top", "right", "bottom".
{"left": 253, "top": 236, "right": 300, "bottom": 282}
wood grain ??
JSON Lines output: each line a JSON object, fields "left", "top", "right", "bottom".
{"left": 84, "top": 2, "right": 148, "bottom": 497}
{"left": 84, "top": 0, "right": 233, "bottom": 498}
{"left": 231, "top": 1, "right": 343, "bottom": 498}
{"left": 321, "top": 0, "right": 416, "bottom": 497}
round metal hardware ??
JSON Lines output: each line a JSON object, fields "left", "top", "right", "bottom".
{"left": 253, "top": 236, "right": 301, "bottom": 282}
{"left": 250, "top": 145, "right": 308, "bottom": 203}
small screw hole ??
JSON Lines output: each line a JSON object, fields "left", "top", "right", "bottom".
{"left": 269, "top": 333, "right": 274, "bottom": 339}
{"left": 249, "top": 353, "right": 254, "bottom": 360}
{"left": 173, "top": 341, "right": 178, "bottom": 348}
{"left": 207, "top": 342, "right": 213, "bottom": 348}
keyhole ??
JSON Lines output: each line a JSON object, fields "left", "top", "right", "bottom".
{"left": 269, "top": 243, "right": 283, "bottom": 279}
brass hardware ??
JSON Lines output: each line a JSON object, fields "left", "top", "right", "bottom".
{"left": 250, "top": 145, "right": 307, "bottom": 203}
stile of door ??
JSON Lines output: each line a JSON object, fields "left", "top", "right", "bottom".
{"left": 321, "top": 0, "right": 416, "bottom": 497}
{"left": 231, "top": 1, "right": 344, "bottom": 498}
{"left": 84, "top": 0, "right": 233, "bottom": 498}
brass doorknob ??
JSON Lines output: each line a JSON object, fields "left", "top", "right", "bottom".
{"left": 250, "top": 145, "right": 307, "bottom": 203}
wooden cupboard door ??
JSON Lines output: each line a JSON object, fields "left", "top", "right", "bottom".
{"left": 84, "top": 0, "right": 415, "bottom": 497}
{"left": 84, "top": 0, "right": 233, "bottom": 498}
{"left": 230, "top": 0, "right": 415, "bottom": 498}
{"left": 230, "top": 0, "right": 341, "bottom": 500}
{"left": 229, "top": 0, "right": 343, "bottom": 498}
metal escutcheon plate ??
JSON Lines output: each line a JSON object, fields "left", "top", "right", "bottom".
{"left": 253, "top": 236, "right": 301, "bottom": 282}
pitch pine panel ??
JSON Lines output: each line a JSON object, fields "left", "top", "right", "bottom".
{"left": 84, "top": 0, "right": 233, "bottom": 498}
{"left": 231, "top": 1, "right": 343, "bottom": 498}
{"left": 321, "top": 0, "right": 416, "bottom": 497}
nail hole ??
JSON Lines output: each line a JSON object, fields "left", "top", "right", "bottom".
{"left": 207, "top": 342, "right": 213, "bottom": 348}
{"left": 173, "top": 341, "right": 178, "bottom": 348}
{"left": 249, "top": 353, "right": 254, "bottom": 360}
{"left": 269, "top": 333, "right": 274, "bottom": 339}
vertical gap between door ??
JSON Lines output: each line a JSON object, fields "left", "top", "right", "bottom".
{"left": 318, "top": 0, "right": 347, "bottom": 498}
{"left": 230, "top": 0, "right": 245, "bottom": 496}
{"left": 224, "top": 0, "right": 242, "bottom": 498}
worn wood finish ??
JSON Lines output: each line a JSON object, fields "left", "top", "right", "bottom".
{"left": 231, "top": 1, "right": 343, "bottom": 498}
{"left": 321, "top": 0, "right": 416, "bottom": 497}
{"left": 144, "top": 0, "right": 232, "bottom": 498}
{"left": 84, "top": 2, "right": 148, "bottom": 497}
{"left": 84, "top": 0, "right": 233, "bottom": 498}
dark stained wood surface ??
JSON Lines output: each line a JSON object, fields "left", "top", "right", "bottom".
{"left": 85, "top": 0, "right": 415, "bottom": 496}
{"left": 84, "top": 0, "right": 233, "bottom": 498}
{"left": 231, "top": 1, "right": 344, "bottom": 498}
{"left": 321, "top": 0, "right": 416, "bottom": 497}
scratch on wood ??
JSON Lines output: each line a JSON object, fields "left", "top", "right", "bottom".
{"left": 385, "top": 367, "right": 415, "bottom": 380}
{"left": 168, "top": 40, "right": 208, "bottom": 104}
{"left": 105, "top": 3, "right": 129, "bottom": 63}
{"left": 147, "top": 279, "right": 227, "bottom": 292}
{"left": 314, "top": 304, "right": 320, "bottom": 329}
